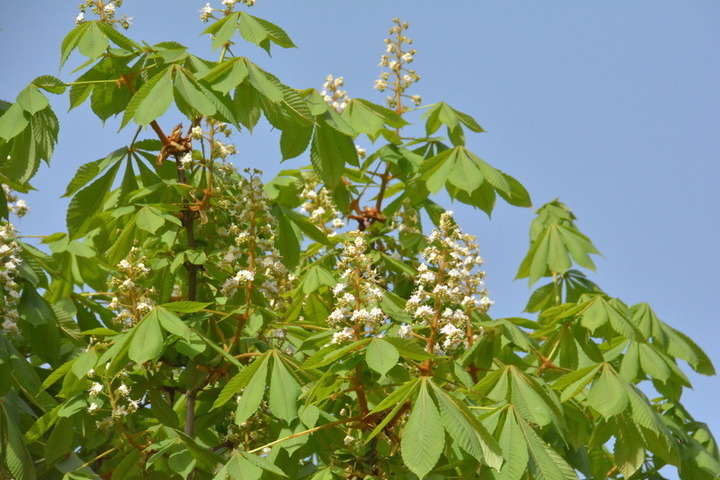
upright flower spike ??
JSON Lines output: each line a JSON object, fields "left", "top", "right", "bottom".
{"left": 321, "top": 74, "right": 350, "bottom": 113}
{"left": 375, "top": 18, "right": 421, "bottom": 111}
{"left": 327, "top": 232, "right": 386, "bottom": 343}
{"left": 299, "top": 176, "right": 345, "bottom": 236}
{"left": 76, "top": 0, "right": 131, "bottom": 29}
{"left": 218, "top": 169, "right": 292, "bottom": 311}
{"left": 404, "top": 211, "right": 492, "bottom": 354}
{"left": 107, "top": 248, "right": 155, "bottom": 328}
{"left": 3, "top": 184, "right": 29, "bottom": 218}
{"left": 0, "top": 223, "right": 22, "bottom": 336}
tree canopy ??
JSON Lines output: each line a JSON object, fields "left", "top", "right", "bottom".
{"left": 0, "top": 2, "right": 717, "bottom": 480}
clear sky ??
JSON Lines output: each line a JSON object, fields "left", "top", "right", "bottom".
{"left": 1, "top": 0, "right": 719, "bottom": 466}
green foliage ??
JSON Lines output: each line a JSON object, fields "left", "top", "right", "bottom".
{"left": 0, "top": 3, "right": 717, "bottom": 480}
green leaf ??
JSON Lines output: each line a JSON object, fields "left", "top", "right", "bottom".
{"left": 245, "top": 60, "right": 283, "bottom": 102}
{"left": 342, "top": 98, "right": 408, "bottom": 137}
{"left": 310, "top": 119, "right": 355, "bottom": 188}
{"left": 300, "top": 265, "right": 336, "bottom": 294}
{"left": 173, "top": 69, "right": 217, "bottom": 117}
{"left": 128, "top": 311, "right": 164, "bottom": 364}
{"left": 60, "top": 22, "right": 90, "bottom": 67}
{"left": 614, "top": 419, "right": 645, "bottom": 478}
{"left": 135, "top": 205, "right": 166, "bottom": 234}
{"left": 235, "top": 355, "right": 270, "bottom": 425}
{"left": 160, "top": 301, "right": 212, "bottom": 313}
{"left": 203, "top": 12, "right": 239, "bottom": 50}
{"left": 168, "top": 450, "right": 196, "bottom": 480}
{"left": 212, "top": 353, "right": 270, "bottom": 410}
{"left": 497, "top": 410, "right": 528, "bottom": 480}
{"left": 587, "top": 364, "right": 628, "bottom": 419}
{"left": 401, "top": 380, "right": 444, "bottom": 479}
{"left": 552, "top": 363, "right": 602, "bottom": 402}
{"left": 242, "top": 14, "right": 296, "bottom": 51}
{"left": 16, "top": 85, "right": 49, "bottom": 114}
{"left": 519, "top": 414, "right": 578, "bottom": 480}
{"left": 0, "top": 102, "right": 29, "bottom": 141}
{"left": 202, "top": 58, "right": 249, "bottom": 95}
{"left": 67, "top": 161, "right": 121, "bottom": 238}
{"left": 124, "top": 67, "right": 174, "bottom": 127}
{"left": 365, "top": 338, "right": 399, "bottom": 376}
{"left": 156, "top": 307, "right": 192, "bottom": 340}
{"left": 63, "top": 147, "right": 126, "bottom": 198}
{"left": 269, "top": 355, "right": 301, "bottom": 422}
{"left": 432, "top": 383, "right": 502, "bottom": 470}
{"left": 226, "top": 454, "right": 262, "bottom": 480}
{"left": 0, "top": 402, "right": 37, "bottom": 480}
{"left": 517, "top": 219, "right": 601, "bottom": 286}
{"left": 78, "top": 22, "right": 109, "bottom": 60}
{"left": 281, "top": 207, "right": 333, "bottom": 246}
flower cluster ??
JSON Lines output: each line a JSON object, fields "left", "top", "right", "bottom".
{"left": 76, "top": 0, "right": 131, "bottom": 29}
{"left": 3, "top": 184, "right": 29, "bottom": 218}
{"left": 402, "top": 212, "right": 492, "bottom": 354}
{"left": 218, "top": 169, "right": 292, "bottom": 311}
{"left": 298, "top": 176, "right": 345, "bottom": 236}
{"left": 321, "top": 75, "right": 350, "bottom": 113}
{"left": 200, "top": 0, "right": 255, "bottom": 22}
{"left": 86, "top": 366, "right": 141, "bottom": 428}
{"left": 107, "top": 247, "right": 155, "bottom": 328}
{"left": 327, "top": 232, "right": 387, "bottom": 344}
{"left": 0, "top": 223, "right": 22, "bottom": 335}
{"left": 375, "top": 18, "right": 422, "bottom": 110}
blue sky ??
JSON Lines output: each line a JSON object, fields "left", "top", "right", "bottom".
{"left": 2, "top": 0, "right": 719, "bottom": 463}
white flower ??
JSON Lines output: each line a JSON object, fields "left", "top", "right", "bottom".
{"left": 118, "top": 260, "right": 132, "bottom": 270}
{"left": 344, "top": 434, "right": 355, "bottom": 446}
{"left": 87, "top": 402, "right": 98, "bottom": 413}
{"left": 414, "top": 305, "right": 434, "bottom": 320}
{"left": 180, "top": 152, "right": 193, "bottom": 169}
{"left": 87, "top": 368, "right": 95, "bottom": 378}
{"left": 112, "top": 406, "right": 129, "bottom": 418}
{"left": 327, "top": 309, "right": 346, "bottom": 325}
{"left": 402, "top": 52, "right": 414, "bottom": 63}
{"left": 191, "top": 126, "right": 203, "bottom": 139}
{"left": 398, "top": 325, "right": 413, "bottom": 339}
{"left": 332, "top": 218, "right": 345, "bottom": 229}
{"left": 115, "top": 383, "right": 130, "bottom": 397}
{"left": 222, "top": 0, "right": 237, "bottom": 5}
{"left": 235, "top": 269, "right": 255, "bottom": 283}
{"left": 89, "top": 382, "right": 104, "bottom": 397}
{"left": 331, "top": 327, "right": 354, "bottom": 345}
{"left": 332, "top": 283, "right": 346, "bottom": 296}
{"left": 75, "top": 12, "right": 84, "bottom": 23}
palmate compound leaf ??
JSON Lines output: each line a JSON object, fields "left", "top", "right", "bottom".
{"left": 401, "top": 379, "right": 444, "bottom": 479}
{"left": 430, "top": 381, "right": 503, "bottom": 470}
{"left": 516, "top": 223, "right": 600, "bottom": 286}
{"left": 67, "top": 161, "right": 121, "bottom": 238}
{"left": 508, "top": 408, "right": 578, "bottom": 480}
{"left": 212, "top": 352, "right": 272, "bottom": 410}
{"left": 630, "top": 302, "right": 716, "bottom": 375}
{"left": 473, "top": 365, "right": 563, "bottom": 430}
